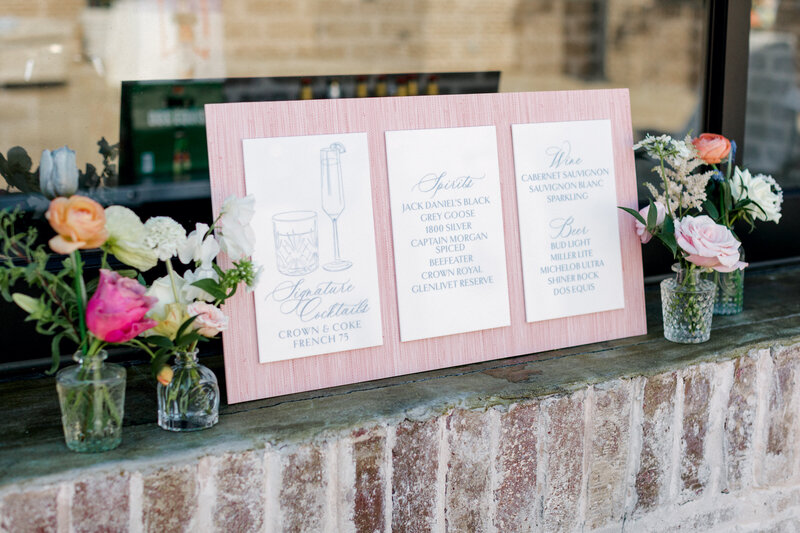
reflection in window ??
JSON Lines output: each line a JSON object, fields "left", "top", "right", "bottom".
{"left": 1, "top": 0, "right": 705, "bottom": 198}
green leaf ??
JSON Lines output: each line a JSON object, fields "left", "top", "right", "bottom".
{"left": 662, "top": 215, "right": 675, "bottom": 236}
{"left": 646, "top": 199, "right": 657, "bottom": 228}
{"left": 657, "top": 232, "right": 679, "bottom": 256}
{"left": 619, "top": 206, "right": 646, "bottom": 225}
{"left": 150, "top": 349, "right": 172, "bottom": 379}
{"left": 174, "top": 315, "right": 199, "bottom": 342}
{"left": 175, "top": 330, "right": 203, "bottom": 347}
{"left": 702, "top": 200, "right": 720, "bottom": 221}
{"left": 137, "top": 273, "right": 147, "bottom": 286}
{"left": 11, "top": 292, "right": 40, "bottom": 314}
{"left": 191, "top": 278, "right": 228, "bottom": 301}
{"left": 47, "top": 331, "right": 67, "bottom": 375}
{"left": 144, "top": 335, "right": 174, "bottom": 349}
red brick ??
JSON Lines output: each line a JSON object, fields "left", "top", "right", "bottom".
{"left": 635, "top": 372, "right": 677, "bottom": 513}
{"left": 764, "top": 347, "right": 800, "bottom": 484}
{"left": 0, "top": 486, "right": 59, "bottom": 533}
{"left": 445, "top": 409, "right": 493, "bottom": 532}
{"left": 541, "top": 391, "right": 584, "bottom": 531}
{"left": 495, "top": 402, "right": 538, "bottom": 531}
{"left": 724, "top": 354, "right": 759, "bottom": 491}
{"left": 391, "top": 418, "right": 438, "bottom": 532}
{"left": 213, "top": 451, "right": 264, "bottom": 532}
{"left": 73, "top": 472, "right": 129, "bottom": 533}
{"left": 281, "top": 444, "right": 326, "bottom": 533}
{"left": 682, "top": 366, "right": 713, "bottom": 499}
{"left": 143, "top": 465, "right": 198, "bottom": 533}
{"left": 586, "top": 380, "right": 632, "bottom": 529}
{"left": 354, "top": 429, "right": 386, "bottom": 533}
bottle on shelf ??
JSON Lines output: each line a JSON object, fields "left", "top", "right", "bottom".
{"left": 407, "top": 74, "right": 419, "bottom": 96}
{"left": 300, "top": 78, "right": 313, "bottom": 100}
{"left": 327, "top": 78, "right": 341, "bottom": 99}
{"left": 355, "top": 75, "right": 369, "bottom": 98}
{"left": 426, "top": 74, "right": 439, "bottom": 95}
{"left": 395, "top": 75, "right": 408, "bottom": 97}
{"left": 375, "top": 75, "right": 388, "bottom": 97}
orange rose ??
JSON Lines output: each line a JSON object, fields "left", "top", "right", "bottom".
{"left": 45, "top": 195, "right": 109, "bottom": 254}
{"left": 692, "top": 133, "right": 731, "bottom": 165}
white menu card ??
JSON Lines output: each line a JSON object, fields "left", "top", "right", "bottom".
{"left": 512, "top": 119, "right": 625, "bottom": 322}
{"left": 385, "top": 126, "right": 511, "bottom": 342}
{"left": 243, "top": 132, "right": 383, "bottom": 363}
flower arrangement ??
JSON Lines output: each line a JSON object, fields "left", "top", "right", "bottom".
{"left": 0, "top": 144, "right": 258, "bottom": 447}
{"left": 134, "top": 196, "right": 259, "bottom": 430}
{"left": 622, "top": 134, "right": 747, "bottom": 343}
{"left": 692, "top": 133, "right": 783, "bottom": 314}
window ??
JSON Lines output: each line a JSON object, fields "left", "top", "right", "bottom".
{"left": 5, "top": 0, "right": 788, "bottom": 373}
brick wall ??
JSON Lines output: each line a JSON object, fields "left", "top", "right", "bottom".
{"left": 3, "top": 342, "right": 800, "bottom": 532}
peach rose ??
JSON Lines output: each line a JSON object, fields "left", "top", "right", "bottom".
{"left": 675, "top": 215, "right": 747, "bottom": 273}
{"left": 45, "top": 195, "right": 109, "bottom": 254}
{"left": 157, "top": 365, "right": 173, "bottom": 386}
{"left": 692, "top": 133, "right": 731, "bottom": 165}
{"left": 187, "top": 301, "right": 229, "bottom": 337}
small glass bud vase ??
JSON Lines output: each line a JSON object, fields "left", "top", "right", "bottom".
{"left": 713, "top": 248, "right": 745, "bottom": 315}
{"left": 660, "top": 264, "right": 716, "bottom": 344}
{"left": 56, "top": 350, "right": 126, "bottom": 453}
{"left": 157, "top": 350, "right": 219, "bottom": 431}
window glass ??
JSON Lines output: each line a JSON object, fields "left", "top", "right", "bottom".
{"left": 739, "top": 0, "right": 800, "bottom": 263}
{"left": 0, "top": 0, "right": 707, "bottom": 371}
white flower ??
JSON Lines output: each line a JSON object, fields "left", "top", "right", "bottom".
{"left": 215, "top": 195, "right": 256, "bottom": 260}
{"left": 103, "top": 206, "right": 158, "bottom": 271}
{"left": 731, "top": 168, "right": 783, "bottom": 223}
{"left": 145, "top": 274, "right": 187, "bottom": 318}
{"left": 217, "top": 219, "right": 255, "bottom": 260}
{"left": 182, "top": 266, "right": 219, "bottom": 302}
{"left": 220, "top": 195, "right": 255, "bottom": 226}
{"left": 39, "top": 146, "right": 79, "bottom": 199}
{"left": 144, "top": 216, "right": 187, "bottom": 261}
{"left": 178, "top": 223, "right": 220, "bottom": 267}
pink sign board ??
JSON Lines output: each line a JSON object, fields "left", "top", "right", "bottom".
{"left": 205, "top": 89, "right": 645, "bottom": 404}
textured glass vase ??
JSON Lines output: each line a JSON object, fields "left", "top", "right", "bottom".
{"left": 660, "top": 264, "right": 716, "bottom": 344}
{"left": 55, "top": 350, "right": 126, "bottom": 452}
{"left": 713, "top": 268, "right": 745, "bottom": 315}
{"left": 157, "top": 350, "right": 219, "bottom": 431}
{"left": 713, "top": 247, "right": 745, "bottom": 315}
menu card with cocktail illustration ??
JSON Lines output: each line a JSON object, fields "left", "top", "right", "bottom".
{"left": 205, "top": 90, "right": 645, "bottom": 404}
{"left": 512, "top": 119, "right": 625, "bottom": 322}
{"left": 242, "top": 132, "right": 383, "bottom": 363}
{"left": 385, "top": 126, "right": 510, "bottom": 341}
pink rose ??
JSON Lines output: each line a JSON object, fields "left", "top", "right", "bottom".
{"left": 635, "top": 201, "right": 666, "bottom": 244}
{"left": 86, "top": 269, "right": 158, "bottom": 343}
{"left": 187, "top": 302, "right": 228, "bottom": 337}
{"left": 674, "top": 215, "right": 748, "bottom": 273}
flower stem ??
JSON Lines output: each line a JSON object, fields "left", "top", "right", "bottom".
{"left": 71, "top": 251, "right": 88, "bottom": 354}
{"left": 659, "top": 156, "right": 673, "bottom": 216}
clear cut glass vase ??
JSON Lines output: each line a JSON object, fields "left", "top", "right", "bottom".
{"left": 660, "top": 264, "right": 716, "bottom": 344}
{"left": 55, "top": 350, "right": 126, "bottom": 452}
{"left": 713, "top": 247, "right": 745, "bottom": 315}
{"left": 157, "top": 350, "right": 219, "bottom": 431}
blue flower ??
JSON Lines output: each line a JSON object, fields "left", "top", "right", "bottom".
{"left": 711, "top": 170, "right": 725, "bottom": 183}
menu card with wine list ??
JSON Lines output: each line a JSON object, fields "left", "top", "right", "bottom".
{"left": 205, "top": 90, "right": 646, "bottom": 403}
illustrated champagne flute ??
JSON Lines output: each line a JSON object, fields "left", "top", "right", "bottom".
{"left": 321, "top": 142, "right": 352, "bottom": 271}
